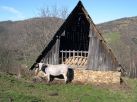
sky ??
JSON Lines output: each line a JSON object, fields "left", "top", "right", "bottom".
{"left": 0, "top": 0, "right": 137, "bottom": 24}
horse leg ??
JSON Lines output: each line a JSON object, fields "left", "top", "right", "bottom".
{"left": 47, "top": 74, "right": 50, "bottom": 83}
{"left": 50, "top": 75, "right": 54, "bottom": 82}
{"left": 63, "top": 73, "right": 68, "bottom": 84}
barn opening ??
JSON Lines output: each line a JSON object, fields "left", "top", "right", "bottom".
{"left": 59, "top": 9, "right": 90, "bottom": 67}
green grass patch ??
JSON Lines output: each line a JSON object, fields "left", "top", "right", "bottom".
{"left": 104, "top": 32, "right": 121, "bottom": 43}
{"left": 0, "top": 73, "right": 137, "bottom": 102}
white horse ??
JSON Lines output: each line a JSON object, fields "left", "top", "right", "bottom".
{"left": 35, "top": 63, "right": 69, "bottom": 83}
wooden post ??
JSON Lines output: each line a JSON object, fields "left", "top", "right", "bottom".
{"left": 61, "top": 50, "right": 63, "bottom": 64}
{"left": 76, "top": 50, "right": 79, "bottom": 67}
{"left": 81, "top": 51, "right": 82, "bottom": 57}
{"left": 69, "top": 50, "right": 71, "bottom": 58}
{"left": 73, "top": 50, "right": 75, "bottom": 59}
{"left": 65, "top": 50, "right": 67, "bottom": 63}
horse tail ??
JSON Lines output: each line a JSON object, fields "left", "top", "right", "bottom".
{"left": 67, "top": 68, "right": 74, "bottom": 82}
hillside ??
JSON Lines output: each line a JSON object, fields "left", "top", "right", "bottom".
{"left": 0, "top": 16, "right": 137, "bottom": 77}
{"left": 0, "top": 17, "right": 63, "bottom": 74}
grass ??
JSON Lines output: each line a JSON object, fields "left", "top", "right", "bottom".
{"left": 0, "top": 72, "right": 137, "bottom": 102}
{"left": 104, "top": 32, "right": 121, "bottom": 43}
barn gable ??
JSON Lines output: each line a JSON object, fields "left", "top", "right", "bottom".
{"left": 30, "top": 1, "right": 119, "bottom": 70}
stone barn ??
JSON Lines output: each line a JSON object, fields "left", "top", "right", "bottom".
{"left": 30, "top": 1, "right": 120, "bottom": 72}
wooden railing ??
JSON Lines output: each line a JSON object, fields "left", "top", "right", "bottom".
{"left": 60, "top": 50, "right": 88, "bottom": 68}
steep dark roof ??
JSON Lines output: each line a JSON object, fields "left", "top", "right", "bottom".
{"left": 30, "top": 1, "right": 119, "bottom": 70}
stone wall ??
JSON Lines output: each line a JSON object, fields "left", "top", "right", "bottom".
{"left": 72, "top": 69, "right": 121, "bottom": 84}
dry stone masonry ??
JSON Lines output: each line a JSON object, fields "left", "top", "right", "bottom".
{"left": 73, "top": 69, "right": 121, "bottom": 84}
